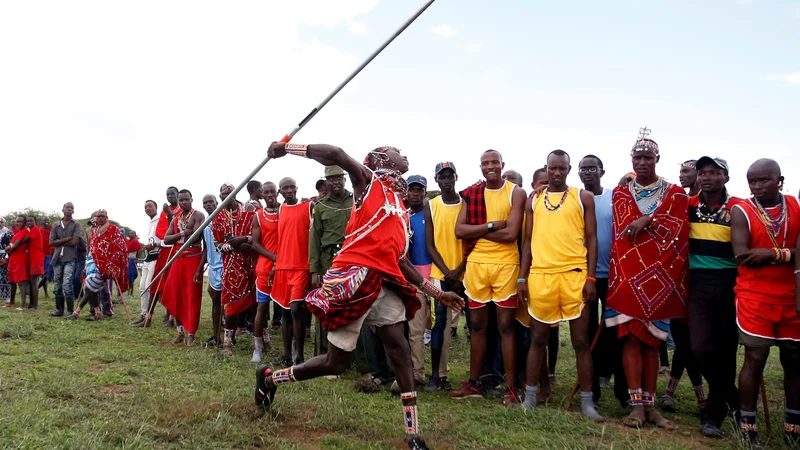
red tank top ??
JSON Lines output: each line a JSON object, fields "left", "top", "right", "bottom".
{"left": 734, "top": 196, "right": 800, "bottom": 305}
{"left": 276, "top": 201, "right": 311, "bottom": 270}
{"left": 256, "top": 208, "right": 279, "bottom": 275}
{"left": 332, "top": 172, "right": 409, "bottom": 281}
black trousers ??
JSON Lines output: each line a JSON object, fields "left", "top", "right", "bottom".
{"left": 592, "top": 279, "right": 628, "bottom": 404}
{"left": 687, "top": 278, "right": 740, "bottom": 425}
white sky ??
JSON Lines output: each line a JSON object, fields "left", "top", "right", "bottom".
{"left": 1, "top": 0, "right": 798, "bottom": 237}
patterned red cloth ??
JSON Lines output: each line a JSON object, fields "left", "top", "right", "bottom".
{"left": 459, "top": 181, "right": 487, "bottom": 256}
{"left": 155, "top": 205, "right": 181, "bottom": 241}
{"left": 618, "top": 320, "right": 662, "bottom": 348}
{"left": 90, "top": 224, "right": 129, "bottom": 293}
{"left": 307, "top": 171, "right": 420, "bottom": 330}
{"left": 211, "top": 203, "right": 256, "bottom": 316}
{"left": 307, "top": 266, "right": 419, "bottom": 331}
{"left": 607, "top": 182, "right": 689, "bottom": 322}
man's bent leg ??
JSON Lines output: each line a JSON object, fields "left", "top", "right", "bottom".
{"left": 376, "top": 322, "right": 424, "bottom": 440}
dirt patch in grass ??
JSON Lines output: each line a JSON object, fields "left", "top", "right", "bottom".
{"left": 97, "top": 384, "right": 134, "bottom": 398}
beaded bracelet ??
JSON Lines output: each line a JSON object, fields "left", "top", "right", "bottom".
{"left": 419, "top": 279, "right": 443, "bottom": 300}
{"left": 774, "top": 248, "right": 792, "bottom": 263}
{"left": 586, "top": 277, "right": 597, "bottom": 283}
{"left": 516, "top": 277, "right": 526, "bottom": 284}
{"left": 285, "top": 143, "right": 309, "bottom": 158}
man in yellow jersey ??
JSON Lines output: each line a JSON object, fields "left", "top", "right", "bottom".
{"left": 451, "top": 150, "right": 526, "bottom": 406}
{"left": 423, "top": 162, "right": 464, "bottom": 393}
{"left": 518, "top": 150, "right": 603, "bottom": 421}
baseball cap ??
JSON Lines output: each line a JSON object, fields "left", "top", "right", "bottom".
{"left": 435, "top": 162, "right": 457, "bottom": 175}
{"left": 407, "top": 175, "right": 427, "bottom": 188}
{"left": 696, "top": 156, "right": 729, "bottom": 173}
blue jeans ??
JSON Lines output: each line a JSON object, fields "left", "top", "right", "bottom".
{"left": 431, "top": 280, "right": 456, "bottom": 351}
{"left": 52, "top": 260, "right": 76, "bottom": 313}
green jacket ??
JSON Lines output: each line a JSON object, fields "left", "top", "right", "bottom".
{"left": 308, "top": 191, "right": 354, "bottom": 274}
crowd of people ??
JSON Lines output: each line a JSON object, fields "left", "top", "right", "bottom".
{"left": 1, "top": 127, "right": 798, "bottom": 450}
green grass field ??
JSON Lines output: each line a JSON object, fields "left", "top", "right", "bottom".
{"left": 0, "top": 286, "right": 791, "bottom": 449}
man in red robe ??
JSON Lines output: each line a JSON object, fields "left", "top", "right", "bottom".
{"left": 71, "top": 210, "right": 129, "bottom": 320}
{"left": 143, "top": 187, "right": 181, "bottom": 325}
{"left": 160, "top": 190, "right": 205, "bottom": 346}
{"left": 255, "top": 142, "right": 464, "bottom": 450}
{"left": 212, "top": 183, "right": 256, "bottom": 356}
{"left": 605, "top": 128, "right": 689, "bottom": 430}
{"left": 39, "top": 216, "right": 53, "bottom": 298}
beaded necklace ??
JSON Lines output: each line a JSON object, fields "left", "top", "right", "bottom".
{"left": 260, "top": 207, "right": 279, "bottom": 223}
{"left": 752, "top": 194, "right": 788, "bottom": 247}
{"left": 543, "top": 188, "right": 568, "bottom": 213}
{"left": 177, "top": 209, "right": 196, "bottom": 242}
{"left": 631, "top": 177, "right": 666, "bottom": 216}
{"left": 696, "top": 193, "right": 730, "bottom": 223}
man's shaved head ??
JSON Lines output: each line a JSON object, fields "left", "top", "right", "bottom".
{"left": 279, "top": 177, "right": 296, "bottom": 189}
{"left": 263, "top": 181, "right": 276, "bottom": 190}
{"left": 748, "top": 158, "right": 781, "bottom": 177}
{"left": 746, "top": 158, "right": 784, "bottom": 205}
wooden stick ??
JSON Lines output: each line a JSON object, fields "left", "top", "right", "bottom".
{"left": 760, "top": 378, "right": 770, "bottom": 431}
{"left": 565, "top": 318, "right": 605, "bottom": 410}
{"left": 114, "top": 280, "right": 131, "bottom": 321}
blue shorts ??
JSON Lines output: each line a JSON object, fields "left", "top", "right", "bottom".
{"left": 257, "top": 289, "right": 271, "bottom": 304}
{"left": 208, "top": 267, "right": 222, "bottom": 292}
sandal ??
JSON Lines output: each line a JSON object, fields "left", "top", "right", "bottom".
{"left": 645, "top": 406, "right": 677, "bottom": 430}
{"left": 623, "top": 405, "right": 646, "bottom": 428}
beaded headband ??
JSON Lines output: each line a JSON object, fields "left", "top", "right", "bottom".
{"left": 363, "top": 146, "right": 399, "bottom": 168}
{"left": 631, "top": 126, "right": 659, "bottom": 155}
{"left": 681, "top": 160, "right": 697, "bottom": 169}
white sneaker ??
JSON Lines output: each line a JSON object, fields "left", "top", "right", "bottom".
{"left": 423, "top": 329, "right": 432, "bottom": 346}
{"left": 251, "top": 347, "right": 263, "bottom": 363}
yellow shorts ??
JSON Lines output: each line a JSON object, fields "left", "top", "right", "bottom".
{"left": 526, "top": 271, "right": 586, "bottom": 324}
{"left": 464, "top": 261, "right": 519, "bottom": 308}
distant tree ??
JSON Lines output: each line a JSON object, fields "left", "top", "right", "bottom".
{"left": 426, "top": 190, "right": 441, "bottom": 200}
{"left": 3, "top": 208, "right": 133, "bottom": 236}
{"left": 3, "top": 208, "right": 60, "bottom": 227}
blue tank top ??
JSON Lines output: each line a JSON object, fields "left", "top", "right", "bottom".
{"left": 409, "top": 210, "right": 432, "bottom": 266}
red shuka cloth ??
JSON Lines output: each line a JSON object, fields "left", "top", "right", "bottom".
{"left": 606, "top": 182, "right": 689, "bottom": 322}
{"left": 26, "top": 226, "right": 45, "bottom": 276}
{"left": 160, "top": 248, "right": 203, "bottom": 334}
{"left": 126, "top": 238, "right": 142, "bottom": 254}
{"left": 8, "top": 229, "right": 30, "bottom": 283}
{"left": 39, "top": 226, "right": 52, "bottom": 255}
{"left": 211, "top": 204, "right": 256, "bottom": 316}
{"left": 307, "top": 171, "right": 420, "bottom": 330}
{"left": 90, "top": 224, "right": 130, "bottom": 293}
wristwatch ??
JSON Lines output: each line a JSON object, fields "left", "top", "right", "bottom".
{"left": 487, "top": 222, "right": 495, "bottom": 232}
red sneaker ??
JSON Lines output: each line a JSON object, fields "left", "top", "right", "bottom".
{"left": 503, "top": 389, "right": 521, "bottom": 407}
{"left": 448, "top": 381, "right": 483, "bottom": 400}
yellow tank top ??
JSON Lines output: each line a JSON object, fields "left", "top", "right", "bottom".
{"left": 429, "top": 196, "right": 464, "bottom": 281}
{"left": 469, "top": 180, "right": 520, "bottom": 265}
{"left": 531, "top": 186, "right": 587, "bottom": 273}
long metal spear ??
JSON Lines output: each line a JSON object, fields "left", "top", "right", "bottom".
{"left": 142, "top": 0, "right": 436, "bottom": 294}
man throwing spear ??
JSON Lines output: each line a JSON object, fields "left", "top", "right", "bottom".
{"left": 256, "top": 142, "right": 464, "bottom": 450}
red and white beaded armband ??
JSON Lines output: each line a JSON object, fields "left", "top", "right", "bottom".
{"left": 285, "top": 143, "right": 309, "bottom": 158}
{"left": 419, "top": 279, "right": 443, "bottom": 300}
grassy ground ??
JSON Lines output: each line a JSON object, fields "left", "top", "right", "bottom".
{"left": 0, "top": 286, "right": 791, "bottom": 449}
